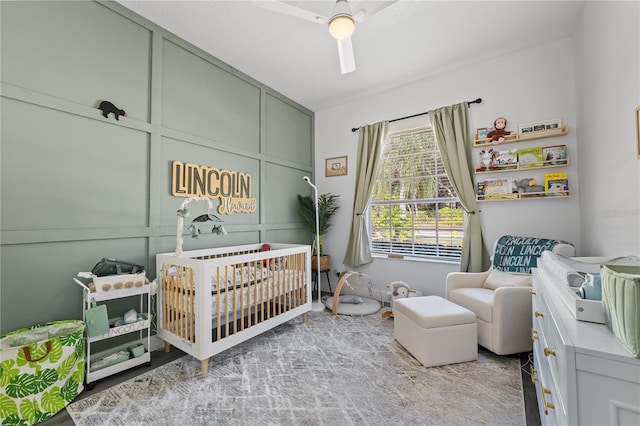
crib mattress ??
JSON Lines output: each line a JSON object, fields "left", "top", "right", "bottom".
{"left": 211, "top": 269, "right": 302, "bottom": 318}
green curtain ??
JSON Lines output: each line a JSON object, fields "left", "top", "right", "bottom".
{"left": 343, "top": 121, "right": 389, "bottom": 267}
{"left": 428, "top": 103, "right": 485, "bottom": 272}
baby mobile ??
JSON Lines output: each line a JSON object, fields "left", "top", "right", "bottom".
{"left": 175, "top": 196, "right": 227, "bottom": 256}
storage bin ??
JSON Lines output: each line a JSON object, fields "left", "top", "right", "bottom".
{"left": 128, "top": 343, "right": 145, "bottom": 358}
{"left": 0, "top": 320, "right": 85, "bottom": 425}
{"left": 601, "top": 265, "right": 640, "bottom": 358}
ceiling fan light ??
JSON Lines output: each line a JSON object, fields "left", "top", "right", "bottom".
{"left": 328, "top": 0, "right": 355, "bottom": 40}
{"left": 329, "top": 15, "right": 355, "bottom": 40}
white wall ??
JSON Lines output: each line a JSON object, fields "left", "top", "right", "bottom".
{"left": 573, "top": 1, "right": 640, "bottom": 256}
{"left": 314, "top": 38, "right": 581, "bottom": 297}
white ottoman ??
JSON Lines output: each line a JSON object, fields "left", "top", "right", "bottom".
{"left": 394, "top": 296, "right": 478, "bottom": 367}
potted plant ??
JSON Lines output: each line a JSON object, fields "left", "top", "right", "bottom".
{"left": 297, "top": 193, "right": 340, "bottom": 270}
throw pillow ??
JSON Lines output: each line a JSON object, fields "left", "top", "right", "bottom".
{"left": 483, "top": 269, "right": 532, "bottom": 290}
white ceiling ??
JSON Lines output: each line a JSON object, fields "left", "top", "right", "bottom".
{"left": 117, "top": 0, "right": 585, "bottom": 111}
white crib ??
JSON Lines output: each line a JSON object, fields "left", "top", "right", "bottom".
{"left": 156, "top": 243, "right": 312, "bottom": 374}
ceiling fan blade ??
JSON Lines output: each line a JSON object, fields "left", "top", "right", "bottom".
{"left": 337, "top": 37, "right": 356, "bottom": 74}
{"left": 353, "top": 0, "right": 399, "bottom": 23}
{"left": 252, "top": 1, "right": 328, "bottom": 24}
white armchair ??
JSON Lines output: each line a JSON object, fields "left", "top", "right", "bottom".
{"left": 445, "top": 236, "right": 575, "bottom": 355}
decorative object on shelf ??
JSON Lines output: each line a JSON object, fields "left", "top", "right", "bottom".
{"left": 544, "top": 172, "right": 569, "bottom": 196}
{"left": 325, "top": 155, "right": 348, "bottom": 177}
{"left": 98, "top": 100, "right": 126, "bottom": 120}
{"left": 519, "top": 118, "right": 562, "bottom": 134}
{"left": 513, "top": 178, "right": 544, "bottom": 197}
{"left": 485, "top": 116, "right": 513, "bottom": 143}
{"left": 476, "top": 148, "right": 497, "bottom": 172}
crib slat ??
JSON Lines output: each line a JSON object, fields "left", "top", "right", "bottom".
{"left": 232, "top": 265, "right": 236, "bottom": 333}
{"left": 224, "top": 266, "right": 229, "bottom": 338}
{"left": 216, "top": 266, "right": 221, "bottom": 342}
{"left": 188, "top": 267, "right": 194, "bottom": 343}
{"left": 239, "top": 263, "right": 245, "bottom": 332}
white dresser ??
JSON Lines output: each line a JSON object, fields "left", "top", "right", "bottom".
{"left": 531, "top": 267, "right": 640, "bottom": 425}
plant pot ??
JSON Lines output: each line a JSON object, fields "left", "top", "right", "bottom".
{"left": 311, "top": 255, "right": 330, "bottom": 271}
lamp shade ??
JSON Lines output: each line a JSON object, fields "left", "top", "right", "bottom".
{"left": 328, "top": 0, "right": 355, "bottom": 40}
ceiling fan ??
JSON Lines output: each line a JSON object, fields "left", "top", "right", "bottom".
{"left": 253, "top": 0, "right": 398, "bottom": 74}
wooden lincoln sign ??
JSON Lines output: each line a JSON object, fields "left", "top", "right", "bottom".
{"left": 171, "top": 160, "right": 256, "bottom": 214}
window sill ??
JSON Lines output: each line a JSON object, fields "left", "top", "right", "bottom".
{"left": 371, "top": 252, "right": 460, "bottom": 266}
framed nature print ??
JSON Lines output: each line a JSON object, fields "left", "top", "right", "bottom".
{"left": 326, "top": 156, "right": 347, "bottom": 177}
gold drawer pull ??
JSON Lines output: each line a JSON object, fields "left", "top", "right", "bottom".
{"left": 542, "top": 387, "right": 555, "bottom": 415}
{"left": 530, "top": 365, "right": 538, "bottom": 384}
{"left": 544, "top": 347, "right": 556, "bottom": 357}
{"left": 529, "top": 289, "right": 537, "bottom": 296}
{"left": 535, "top": 311, "right": 544, "bottom": 318}
{"left": 531, "top": 329, "right": 539, "bottom": 341}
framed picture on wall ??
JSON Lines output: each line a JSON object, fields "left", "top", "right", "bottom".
{"left": 326, "top": 156, "right": 348, "bottom": 177}
{"left": 636, "top": 106, "right": 640, "bottom": 159}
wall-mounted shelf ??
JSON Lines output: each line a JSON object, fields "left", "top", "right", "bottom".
{"left": 476, "top": 189, "right": 572, "bottom": 202}
{"left": 475, "top": 158, "right": 570, "bottom": 174}
{"left": 473, "top": 125, "right": 569, "bottom": 147}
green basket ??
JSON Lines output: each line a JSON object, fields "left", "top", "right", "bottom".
{"left": 0, "top": 320, "right": 85, "bottom": 425}
{"left": 601, "top": 265, "right": 640, "bottom": 358}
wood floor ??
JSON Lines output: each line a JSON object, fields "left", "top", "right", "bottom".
{"left": 42, "top": 347, "right": 540, "bottom": 425}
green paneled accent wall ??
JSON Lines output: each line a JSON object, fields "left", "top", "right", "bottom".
{"left": 162, "top": 40, "right": 261, "bottom": 150}
{"left": 0, "top": 0, "right": 314, "bottom": 334}
{"left": 265, "top": 94, "right": 313, "bottom": 164}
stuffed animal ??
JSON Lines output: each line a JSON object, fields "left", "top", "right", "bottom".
{"left": 513, "top": 178, "right": 544, "bottom": 196}
{"left": 476, "top": 148, "right": 496, "bottom": 172}
{"left": 389, "top": 281, "right": 411, "bottom": 298}
{"left": 382, "top": 281, "right": 413, "bottom": 318}
{"left": 485, "top": 117, "right": 512, "bottom": 143}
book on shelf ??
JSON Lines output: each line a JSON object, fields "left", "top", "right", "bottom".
{"left": 542, "top": 144, "right": 567, "bottom": 166}
{"left": 517, "top": 147, "right": 544, "bottom": 168}
{"left": 492, "top": 148, "right": 518, "bottom": 170}
{"left": 477, "top": 181, "right": 486, "bottom": 200}
{"left": 480, "top": 177, "right": 517, "bottom": 200}
{"left": 544, "top": 172, "right": 569, "bottom": 196}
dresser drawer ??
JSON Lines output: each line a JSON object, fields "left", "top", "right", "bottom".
{"left": 532, "top": 290, "right": 569, "bottom": 417}
{"left": 533, "top": 345, "right": 567, "bottom": 426}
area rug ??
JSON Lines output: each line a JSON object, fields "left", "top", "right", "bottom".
{"left": 67, "top": 311, "right": 525, "bottom": 425}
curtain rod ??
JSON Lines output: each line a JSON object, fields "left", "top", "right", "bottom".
{"left": 350, "top": 97, "right": 482, "bottom": 133}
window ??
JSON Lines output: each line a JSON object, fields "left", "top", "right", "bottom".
{"left": 367, "top": 124, "right": 463, "bottom": 261}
